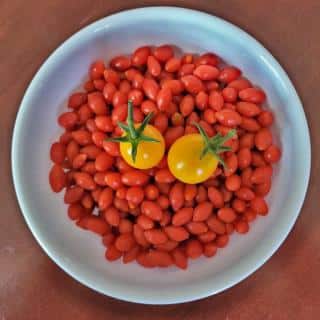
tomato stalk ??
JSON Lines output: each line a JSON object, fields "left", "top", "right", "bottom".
{"left": 193, "top": 122, "right": 236, "bottom": 167}
{"left": 107, "top": 101, "right": 159, "bottom": 162}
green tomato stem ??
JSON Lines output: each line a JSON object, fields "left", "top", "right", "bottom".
{"left": 193, "top": 122, "right": 236, "bottom": 168}
{"left": 106, "top": 100, "right": 159, "bottom": 163}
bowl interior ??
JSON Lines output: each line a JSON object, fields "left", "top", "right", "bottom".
{"left": 12, "top": 8, "right": 310, "bottom": 304}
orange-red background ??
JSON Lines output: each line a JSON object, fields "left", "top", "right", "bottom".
{"left": 0, "top": 1, "right": 319, "bottom": 319}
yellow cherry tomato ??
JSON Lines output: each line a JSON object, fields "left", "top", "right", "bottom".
{"left": 120, "top": 124, "right": 165, "bottom": 169}
{"left": 168, "top": 134, "right": 219, "bottom": 184}
{"left": 109, "top": 101, "right": 165, "bottom": 169}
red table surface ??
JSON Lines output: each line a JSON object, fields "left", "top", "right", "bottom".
{"left": 1, "top": 1, "right": 319, "bottom": 319}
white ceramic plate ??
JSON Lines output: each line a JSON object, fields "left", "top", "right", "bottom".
{"left": 12, "top": 7, "right": 311, "bottom": 304}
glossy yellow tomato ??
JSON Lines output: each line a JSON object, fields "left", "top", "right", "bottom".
{"left": 110, "top": 101, "right": 165, "bottom": 169}
{"left": 120, "top": 124, "right": 165, "bottom": 169}
{"left": 168, "top": 134, "right": 219, "bottom": 184}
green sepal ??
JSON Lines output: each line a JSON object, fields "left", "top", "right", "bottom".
{"left": 105, "top": 100, "right": 159, "bottom": 163}
{"left": 193, "top": 122, "right": 236, "bottom": 168}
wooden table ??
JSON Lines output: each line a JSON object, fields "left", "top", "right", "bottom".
{"left": 1, "top": 1, "right": 319, "bottom": 319}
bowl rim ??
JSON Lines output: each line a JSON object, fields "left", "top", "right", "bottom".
{"left": 11, "top": 6, "right": 311, "bottom": 304}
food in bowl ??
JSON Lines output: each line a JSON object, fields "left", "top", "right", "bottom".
{"left": 49, "top": 44, "right": 281, "bottom": 269}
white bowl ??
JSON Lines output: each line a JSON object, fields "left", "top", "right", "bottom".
{"left": 12, "top": 7, "right": 310, "bottom": 304}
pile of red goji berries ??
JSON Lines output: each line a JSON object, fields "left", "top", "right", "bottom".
{"left": 49, "top": 45, "right": 281, "bottom": 269}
